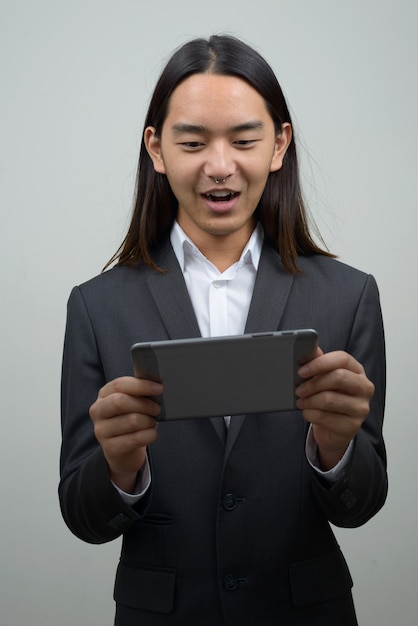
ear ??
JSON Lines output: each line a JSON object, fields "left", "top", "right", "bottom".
{"left": 144, "top": 126, "right": 166, "bottom": 174}
{"left": 269, "top": 122, "right": 292, "bottom": 172}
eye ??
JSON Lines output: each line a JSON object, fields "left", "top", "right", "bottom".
{"left": 233, "top": 139, "right": 258, "bottom": 148}
{"left": 180, "top": 141, "right": 205, "bottom": 150}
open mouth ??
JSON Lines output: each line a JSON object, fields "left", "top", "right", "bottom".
{"left": 204, "top": 191, "right": 238, "bottom": 202}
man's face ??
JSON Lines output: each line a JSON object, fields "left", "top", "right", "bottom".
{"left": 145, "top": 73, "right": 291, "bottom": 255}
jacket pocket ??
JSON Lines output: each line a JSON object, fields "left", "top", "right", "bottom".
{"left": 289, "top": 549, "right": 353, "bottom": 608}
{"left": 137, "top": 512, "right": 174, "bottom": 526}
{"left": 114, "top": 563, "right": 176, "bottom": 614}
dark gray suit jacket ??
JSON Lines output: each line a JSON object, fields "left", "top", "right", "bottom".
{"left": 59, "top": 238, "right": 387, "bottom": 625}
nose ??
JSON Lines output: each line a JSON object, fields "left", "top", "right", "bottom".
{"left": 203, "top": 141, "right": 235, "bottom": 181}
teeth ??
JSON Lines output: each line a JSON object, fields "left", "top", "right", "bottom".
{"left": 206, "top": 191, "right": 232, "bottom": 198}
{"left": 206, "top": 191, "right": 235, "bottom": 198}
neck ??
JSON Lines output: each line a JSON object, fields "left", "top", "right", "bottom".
{"left": 199, "top": 242, "right": 245, "bottom": 272}
{"left": 177, "top": 220, "right": 256, "bottom": 272}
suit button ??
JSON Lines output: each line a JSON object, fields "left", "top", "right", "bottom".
{"left": 222, "top": 493, "right": 242, "bottom": 511}
{"left": 224, "top": 574, "right": 238, "bottom": 591}
{"left": 339, "top": 489, "right": 357, "bottom": 509}
{"left": 222, "top": 493, "right": 237, "bottom": 511}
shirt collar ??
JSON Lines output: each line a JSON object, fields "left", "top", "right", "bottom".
{"left": 170, "top": 221, "right": 264, "bottom": 273}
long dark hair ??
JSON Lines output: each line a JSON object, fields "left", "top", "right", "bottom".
{"left": 106, "top": 35, "right": 334, "bottom": 273}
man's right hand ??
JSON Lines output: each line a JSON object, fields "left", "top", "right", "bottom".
{"left": 89, "top": 376, "right": 162, "bottom": 493}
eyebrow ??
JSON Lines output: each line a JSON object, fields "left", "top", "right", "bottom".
{"left": 171, "top": 120, "right": 265, "bottom": 134}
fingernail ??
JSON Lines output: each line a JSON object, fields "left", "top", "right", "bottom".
{"left": 296, "top": 384, "right": 306, "bottom": 397}
{"left": 298, "top": 365, "right": 309, "bottom": 377}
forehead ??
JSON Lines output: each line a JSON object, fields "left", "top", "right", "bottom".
{"left": 164, "top": 73, "right": 273, "bottom": 129}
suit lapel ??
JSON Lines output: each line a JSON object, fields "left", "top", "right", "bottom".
{"left": 225, "top": 242, "right": 295, "bottom": 457}
{"left": 244, "top": 241, "right": 295, "bottom": 334}
{"left": 146, "top": 240, "right": 201, "bottom": 340}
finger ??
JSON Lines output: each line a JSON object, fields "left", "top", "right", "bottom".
{"left": 296, "top": 368, "right": 374, "bottom": 402}
{"left": 90, "top": 393, "right": 161, "bottom": 423}
{"left": 98, "top": 376, "right": 163, "bottom": 399}
{"left": 296, "top": 389, "right": 371, "bottom": 419}
{"left": 298, "top": 351, "right": 365, "bottom": 379}
{"left": 101, "top": 426, "right": 158, "bottom": 458}
{"left": 94, "top": 411, "right": 159, "bottom": 440}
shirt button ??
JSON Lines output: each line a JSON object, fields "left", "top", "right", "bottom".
{"left": 212, "top": 281, "right": 221, "bottom": 288}
{"left": 224, "top": 574, "right": 238, "bottom": 591}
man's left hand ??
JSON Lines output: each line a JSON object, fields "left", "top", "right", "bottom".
{"left": 295, "top": 349, "right": 375, "bottom": 470}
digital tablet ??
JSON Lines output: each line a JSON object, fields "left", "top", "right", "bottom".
{"left": 131, "top": 329, "right": 318, "bottom": 421}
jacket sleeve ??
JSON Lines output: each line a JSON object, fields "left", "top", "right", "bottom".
{"left": 58, "top": 286, "right": 150, "bottom": 544}
{"left": 310, "top": 274, "right": 388, "bottom": 527}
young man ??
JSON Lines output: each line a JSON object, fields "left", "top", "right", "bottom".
{"left": 59, "top": 35, "right": 387, "bottom": 625}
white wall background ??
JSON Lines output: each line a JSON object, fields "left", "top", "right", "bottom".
{"left": 1, "top": 1, "right": 417, "bottom": 624}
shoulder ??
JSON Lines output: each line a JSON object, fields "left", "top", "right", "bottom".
{"left": 65, "top": 265, "right": 152, "bottom": 320}
{"left": 73, "top": 238, "right": 176, "bottom": 301}
{"left": 78, "top": 264, "right": 147, "bottom": 295}
{"left": 262, "top": 240, "right": 376, "bottom": 292}
{"left": 296, "top": 254, "right": 380, "bottom": 301}
{"left": 263, "top": 239, "right": 371, "bottom": 284}
{"left": 298, "top": 254, "right": 370, "bottom": 284}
